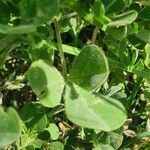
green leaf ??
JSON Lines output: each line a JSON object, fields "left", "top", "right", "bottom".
{"left": 28, "top": 60, "right": 65, "bottom": 107}
{"left": 20, "top": 134, "right": 29, "bottom": 148}
{"left": 100, "top": 145, "right": 115, "bottom": 150}
{"left": 138, "top": 6, "right": 150, "bottom": 21}
{"left": 65, "top": 83, "right": 126, "bottom": 132}
{"left": 30, "top": 113, "right": 47, "bottom": 131}
{"left": 0, "top": 107, "right": 20, "bottom": 148}
{"left": 28, "top": 46, "right": 54, "bottom": 63}
{"left": 45, "top": 41, "right": 80, "bottom": 56}
{"left": 103, "top": 27, "right": 125, "bottom": 51}
{"left": 106, "top": 27, "right": 125, "bottom": 41}
{"left": 0, "top": 1, "right": 10, "bottom": 23}
{"left": 143, "top": 88, "right": 150, "bottom": 102}
{"left": 102, "top": 0, "right": 125, "bottom": 14}
{"left": 105, "top": 84, "right": 123, "bottom": 97}
{"left": 136, "top": 29, "right": 150, "bottom": 43}
{"left": 46, "top": 123, "right": 60, "bottom": 140}
{"left": 20, "top": 103, "right": 37, "bottom": 122}
{"left": 20, "top": 134, "right": 42, "bottom": 149}
{"left": 92, "top": 1, "right": 110, "bottom": 26}
{"left": 48, "top": 142, "right": 64, "bottom": 150}
{"left": 109, "top": 132, "right": 123, "bottom": 149}
{"left": 0, "top": 35, "right": 16, "bottom": 52}
{"left": 20, "top": 0, "right": 59, "bottom": 25}
{"left": 93, "top": 147, "right": 102, "bottom": 150}
{"left": 0, "top": 24, "right": 37, "bottom": 34}
{"left": 99, "top": 132, "right": 111, "bottom": 144}
{"left": 106, "top": 10, "right": 138, "bottom": 27}
{"left": 119, "top": 39, "right": 132, "bottom": 68}
{"left": 0, "top": 35, "right": 16, "bottom": 68}
{"left": 131, "top": 68, "right": 150, "bottom": 79}
{"left": 30, "top": 139, "right": 43, "bottom": 149}
{"left": 63, "top": 0, "right": 94, "bottom": 25}
{"left": 69, "top": 44, "right": 109, "bottom": 91}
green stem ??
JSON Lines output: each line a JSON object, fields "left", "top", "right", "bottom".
{"left": 127, "top": 76, "right": 143, "bottom": 110}
{"left": 54, "top": 19, "right": 67, "bottom": 79}
{"left": 92, "top": 27, "right": 99, "bottom": 44}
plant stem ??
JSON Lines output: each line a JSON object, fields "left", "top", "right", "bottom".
{"left": 92, "top": 27, "right": 99, "bottom": 44}
{"left": 121, "top": 131, "right": 150, "bottom": 149}
{"left": 127, "top": 76, "right": 143, "bottom": 110}
{"left": 54, "top": 19, "right": 67, "bottom": 79}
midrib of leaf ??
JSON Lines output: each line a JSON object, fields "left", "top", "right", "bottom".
{"left": 105, "top": 0, "right": 116, "bottom": 12}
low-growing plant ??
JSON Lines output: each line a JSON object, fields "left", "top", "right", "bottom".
{"left": 0, "top": 0, "right": 150, "bottom": 149}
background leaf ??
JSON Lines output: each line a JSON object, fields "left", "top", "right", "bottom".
{"left": 46, "top": 123, "right": 60, "bottom": 140}
{"left": 0, "top": 24, "right": 37, "bottom": 34}
{"left": 136, "top": 29, "right": 150, "bottom": 43}
{"left": 20, "top": 0, "right": 59, "bottom": 25}
{"left": 30, "top": 113, "right": 47, "bottom": 131}
{"left": 28, "top": 60, "right": 65, "bottom": 107}
{"left": 102, "top": 0, "right": 125, "bottom": 14}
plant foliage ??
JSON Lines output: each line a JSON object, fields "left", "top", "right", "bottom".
{"left": 0, "top": 0, "right": 150, "bottom": 149}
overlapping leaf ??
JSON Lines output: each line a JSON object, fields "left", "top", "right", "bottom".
{"left": 20, "top": 0, "right": 59, "bottom": 25}
{"left": 0, "top": 107, "right": 20, "bottom": 148}
{"left": 107, "top": 10, "right": 138, "bottom": 27}
{"left": 65, "top": 83, "right": 126, "bottom": 132}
